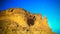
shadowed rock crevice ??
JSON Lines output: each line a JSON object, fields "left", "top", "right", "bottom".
{"left": 27, "top": 18, "right": 34, "bottom": 26}
{"left": 27, "top": 15, "right": 36, "bottom": 26}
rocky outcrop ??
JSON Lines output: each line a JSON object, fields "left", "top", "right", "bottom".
{"left": 0, "top": 8, "right": 56, "bottom": 34}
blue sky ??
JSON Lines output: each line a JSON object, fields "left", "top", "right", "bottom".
{"left": 0, "top": 0, "right": 60, "bottom": 34}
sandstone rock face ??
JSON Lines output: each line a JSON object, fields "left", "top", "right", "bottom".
{"left": 0, "top": 8, "right": 55, "bottom": 34}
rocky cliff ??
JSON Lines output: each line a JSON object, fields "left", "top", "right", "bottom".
{"left": 0, "top": 8, "right": 56, "bottom": 34}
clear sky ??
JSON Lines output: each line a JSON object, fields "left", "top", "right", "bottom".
{"left": 0, "top": 0, "right": 60, "bottom": 34}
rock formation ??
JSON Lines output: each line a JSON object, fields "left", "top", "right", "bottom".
{"left": 0, "top": 8, "right": 56, "bottom": 34}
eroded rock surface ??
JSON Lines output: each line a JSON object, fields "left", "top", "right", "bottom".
{"left": 0, "top": 8, "right": 56, "bottom": 34}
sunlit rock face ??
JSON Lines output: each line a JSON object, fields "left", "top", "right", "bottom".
{"left": 0, "top": 8, "right": 56, "bottom": 34}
